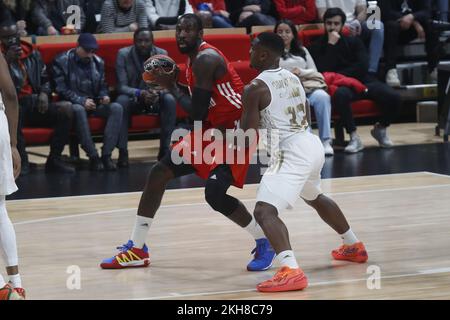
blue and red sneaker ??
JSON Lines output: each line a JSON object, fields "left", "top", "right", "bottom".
{"left": 100, "top": 240, "right": 150, "bottom": 269}
{"left": 247, "top": 238, "right": 276, "bottom": 271}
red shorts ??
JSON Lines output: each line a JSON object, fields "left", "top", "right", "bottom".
{"left": 171, "top": 126, "right": 256, "bottom": 188}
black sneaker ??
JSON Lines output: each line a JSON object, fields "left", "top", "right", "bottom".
{"left": 19, "top": 160, "right": 30, "bottom": 176}
{"left": 89, "top": 156, "right": 104, "bottom": 171}
{"left": 101, "top": 155, "right": 117, "bottom": 171}
{"left": 117, "top": 150, "right": 129, "bottom": 168}
{"left": 45, "top": 156, "right": 76, "bottom": 173}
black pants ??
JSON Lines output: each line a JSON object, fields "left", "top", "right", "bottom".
{"left": 384, "top": 19, "right": 440, "bottom": 71}
{"left": 17, "top": 95, "right": 73, "bottom": 163}
{"left": 332, "top": 79, "right": 401, "bottom": 134}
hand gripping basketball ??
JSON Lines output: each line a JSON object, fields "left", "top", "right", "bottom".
{"left": 142, "top": 54, "right": 179, "bottom": 90}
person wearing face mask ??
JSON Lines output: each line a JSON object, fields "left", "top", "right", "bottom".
{"left": 52, "top": 33, "right": 123, "bottom": 171}
{"left": 115, "top": 28, "right": 177, "bottom": 164}
{"left": 0, "top": 22, "right": 75, "bottom": 175}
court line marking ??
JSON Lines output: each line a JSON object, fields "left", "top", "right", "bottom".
{"left": 13, "top": 182, "right": 450, "bottom": 226}
{"left": 422, "top": 171, "right": 450, "bottom": 179}
{"left": 7, "top": 171, "right": 439, "bottom": 203}
{"left": 136, "top": 267, "right": 450, "bottom": 300}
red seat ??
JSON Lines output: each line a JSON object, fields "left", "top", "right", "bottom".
{"left": 22, "top": 128, "right": 54, "bottom": 145}
{"left": 129, "top": 114, "right": 160, "bottom": 132}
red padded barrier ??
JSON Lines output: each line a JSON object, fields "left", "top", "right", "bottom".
{"left": 22, "top": 128, "right": 54, "bottom": 145}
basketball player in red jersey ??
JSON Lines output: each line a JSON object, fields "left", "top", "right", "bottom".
{"left": 101, "top": 14, "right": 276, "bottom": 270}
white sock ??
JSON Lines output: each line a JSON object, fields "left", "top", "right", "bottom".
{"left": 276, "top": 250, "right": 299, "bottom": 269}
{"left": 8, "top": 274, "right": 21, "bottom": 288}
{"left": 130, "top": 216, "right": 153, "bottom": 248}
{"left": 0, "top": 275, "right": 5, "bottom": 288}
{"left": 340, "top": 228, "right": 359, "bottom": 245}
{"left": 244, "top": 217, "right": 266, "bottom": 240}
{"left": 0, "top": 196, "right": 18, "bottom": 267}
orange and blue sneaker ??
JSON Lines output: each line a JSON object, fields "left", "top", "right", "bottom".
{"left": 100, "top": 240, "right": 150, "bottom": 269}
{"left": 247, "top": 238, "right": 276, "bottom": 271}
{"left": 0, "top": 284, "right": 23, "bottom": 300}
{"left": 257, "top": 266, "right": 308, "bottom": 293}
{"left": 332, "top": 242, "right": 368, "bottom": 263}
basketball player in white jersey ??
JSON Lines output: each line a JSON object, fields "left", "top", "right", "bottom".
{"left": 0, "top": 51, "right": 25, "bottom": 299}
{"left": 239, "top": 32, "right": 368, "bottom": 292}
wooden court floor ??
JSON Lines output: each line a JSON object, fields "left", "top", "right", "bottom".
{"left": 3, "top": 171, "right": 450, "bottom": 300}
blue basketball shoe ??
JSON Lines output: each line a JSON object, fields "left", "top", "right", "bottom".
{"left": 247, "top": 238, "right": 276, "bottom": 271}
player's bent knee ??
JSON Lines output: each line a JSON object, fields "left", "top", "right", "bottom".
{"left": 254, "top": 201, "right": 278, "bottom": 224}
{"left": 204, "top": 180, "right": 236, "bottom": 216}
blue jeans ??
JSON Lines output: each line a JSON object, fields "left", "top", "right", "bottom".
{"left": 72, "top": 102, "right": 123, "bottom": 158}
{"left": 307, "top": 89, "right": 332, "bottom": 142}
{"left": 116, "top": 92, "right": 177, "bottom": 159}
{"left": 212, "top": 15, "right": 233, "bottom": 28}
{"left": 436, "top": 0, "right": 449, "bottom": 21}
{"left": 361, "top": 21, "right": 384, "bottom": 74}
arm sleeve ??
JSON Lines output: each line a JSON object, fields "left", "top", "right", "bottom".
{"left": 273, "top": 0, "right": 317, "bottom": 23}
{"left": 116, "top": 51, "right": 138, "bottom": 97}
{"left": 32, "top": 0, "right": 53, "bottom": 29}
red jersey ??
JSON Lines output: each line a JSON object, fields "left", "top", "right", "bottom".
{"left": 186, "top": 42, "right": 244, "bottom": 130}
{"left": 172, "top": 42, "right": 253, "bottom": 188}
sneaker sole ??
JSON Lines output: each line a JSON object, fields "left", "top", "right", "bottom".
{"left": 101, "top": 258, "right": 150, "bottom": 269}
{"left": 257, "top": 276, "right": 308, "bottom": 293}
{"left": 332, "top": 253, "right": 368, "bottom": 263}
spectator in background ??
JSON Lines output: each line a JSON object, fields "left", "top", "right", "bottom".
{"left": 0, "top": 23, "right": 74, "bottom": 175}
{"left": 145, "top": 0, "right": 194, "bottom": 30}
{"left": 52, "top": 33, "right": 123, "bottom": 171}
{"left": 275, "top": 19, "right": 334, "bottom": 156}
{"left": 190, "top": 0, "right": 233, "bottom": 28}
{"left": 316, "top": 0, "right": 384, "bottom": 78}
{"left": 84, "top": 0, "right": 106, "bottom": 33}
{"left": 0, "top": 0, "right": 33, "bottom": 36}
{"left": 115, "top": 28, "right": 177, "bottom": 164}
{"left": 309, "top": 8, "right": 401, "bottom": 153}
{"left": 378, "top": 0, "right": 439, "bottom": 86}
{"left": 32, "top": 0, "right": 86, "bottom": 35}
{"left": 100, "top": 0, "right": 148, "bottom": 33}
{"left": 273, "top": 0, "right": 317, "bottom": 25}
{"left": 226, "top": 0, "right": 277, "bottom": 32}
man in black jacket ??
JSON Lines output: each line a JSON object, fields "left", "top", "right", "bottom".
{"left": 378, "top": 0, "right": 439, "bottom": 86}
{"left": 309, "top": 8, "right": 401, "bottom": 153}
{"left": 0, "top": 23, "right": 74, "bottom": 175}
{"left": 52, "top": 33, "right": 123, "bottom": 171}
{"left": 116, "top": 28, "right": 176, "bottom": 164}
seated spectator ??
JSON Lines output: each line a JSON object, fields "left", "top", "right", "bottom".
{"left": 309, "top": 8, "right": 401, "bottom": 153}
{"left": 274, "top": 0, "right": 317, "bottom": 25}
{"left": 275, "top": 19, "right": 333, "bottom": 156}
{"left": 378, "top": 0, "right": 439, "bottom": 86}
{"left": 0, "top": 0, "right": 33, "bottom": 36}
{"left": 32, "top": 0, "right": 86, "bottom": 36}
{"left": 0, "top": 23, "right": 74, "bottom": 175}
{"left": 115, "top": 28, "right": 177, "bottom": 164}
{"left": 84, "top": 0, "right": 106, "bottom": 33}
{"left": 100, "top": 0, "right": 148, "bottom": 33}
{"left": 52, "top": 33, "right": 123, "bottom": 171}
{"left": 190, "top": 0, "right": 233, "bottom": 28}
{"left": 226, "top": 0, "right": 277, "bottom": 32}
{"left": 316, "top": 0, "right": 384, "bottom": 78}
{"left": 145, "top": 0, "right": 194, "bottom": 30}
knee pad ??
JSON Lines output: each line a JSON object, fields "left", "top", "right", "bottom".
{"left": 204, "top": 166, "right": 238, "bottom": 216}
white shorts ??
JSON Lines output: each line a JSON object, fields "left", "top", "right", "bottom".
{"left": 0, "top": 109, "right": 18, "bottom": 196}
{"left": 256, "top": 132, "right": 324, "bottom": 213}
